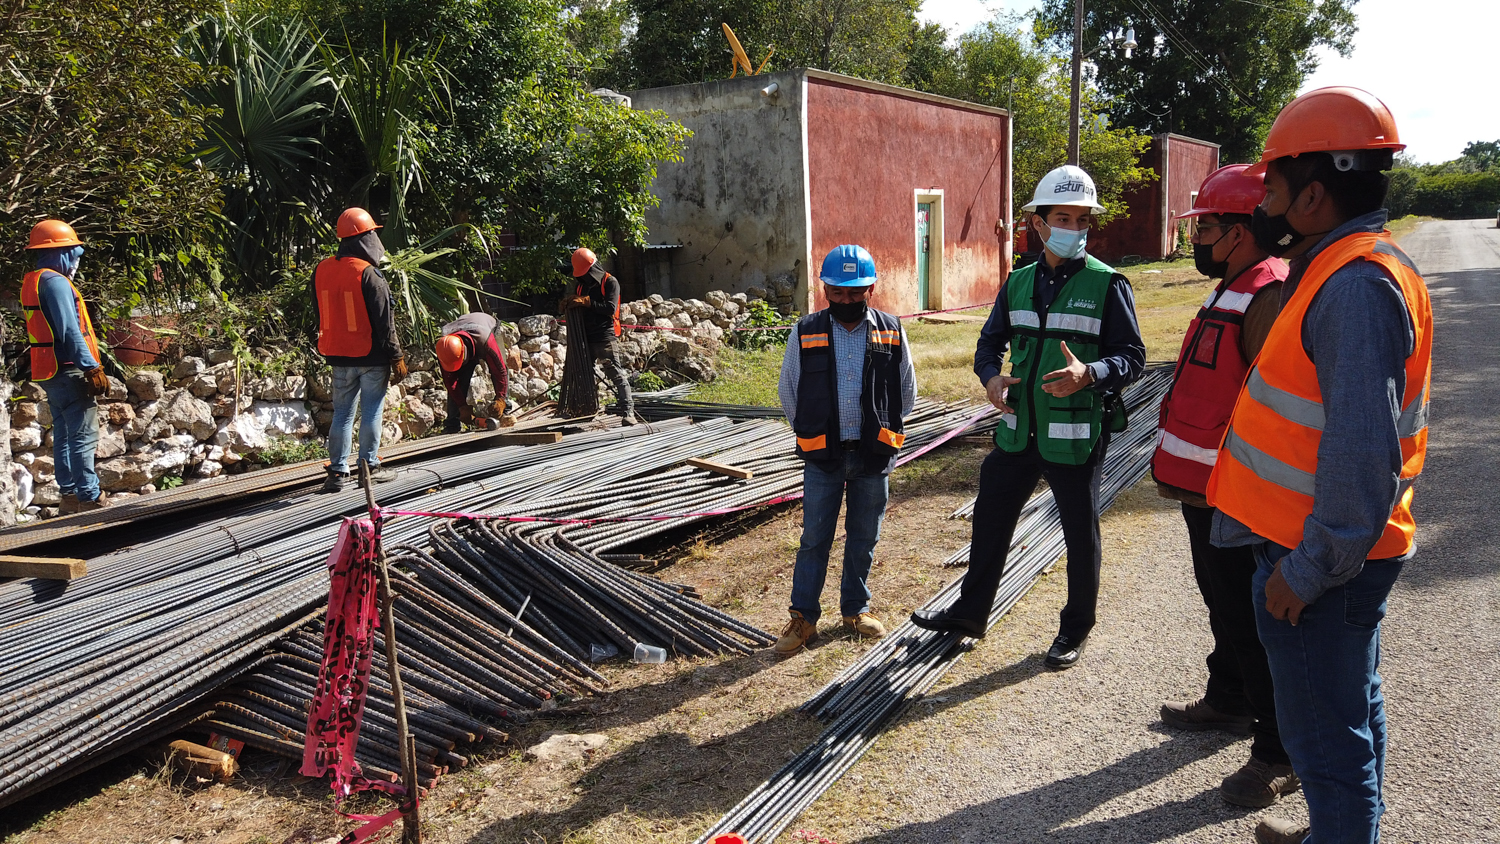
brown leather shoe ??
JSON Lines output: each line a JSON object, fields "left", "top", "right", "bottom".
{"left": 59, "top": 493, "right": 80, "bottom": 516}
{"left": 1222, "top": 756, "right": 1300, "bottom": 807}
{"left": 1254, "top": 816, "right": 1311, "bottom": 844}
{"left": 1161, "top": 697, "right": 1254, "bottom": 735}
{"left": 842, "top": 612, "right": 886, "bottom": 638}
{"left": 75, "top": 493, "right": 108, "bottom": 512}
{"left": 773, "top": 611, "right": 817, "bottom": 656}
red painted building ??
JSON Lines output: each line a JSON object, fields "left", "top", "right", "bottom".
{"left": 1089, "top": 133, "right": 1220, "bottom": 264}
{"left": 630, "top": 69, "right": 1012, "bottom": 316}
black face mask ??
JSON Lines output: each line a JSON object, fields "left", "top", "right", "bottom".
{"left": 828, "top": 299, "right": 868, "bottom": 324}
{"left": 1250, "top": 206, "right": 1308, "bottom": 257}
{"left": 1193, "top": 234, "right": 1231, "bottom": 279}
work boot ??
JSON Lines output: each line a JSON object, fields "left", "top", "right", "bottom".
{"left": 322, "top": 470, "right": 349, "bottom": 493}
{"left": 75, "top": 493, "right": 108, "bottom": 512}
{"left": 360, "top": 465, "right": 398, "bottom": 486}
{"left": 620, "top": 407, "right": 639, "bottom": 426}
{"left": 772, "top": 611, "right": 817, "bottom": 656}
{"left": 1254, "top": 816, "right": 1311, "bottom": 844}
{"left": 842, "top": 613, "right": 886, "bottom": 639}
{"left": 59, "top": 493, "right": 80, "bottom": 516}
{"left": 1161, "top": 697, "right": 1255, "bottom": 735}
{"left": 1222, "top": 756, "right": 1300, "bottom": 808}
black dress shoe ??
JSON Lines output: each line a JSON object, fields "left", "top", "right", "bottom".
{"left": 1044, "top": 635, "right": 1087, "bottom": 669}
{"left": 910, "top": 609, "right": 987, "bottom": 638}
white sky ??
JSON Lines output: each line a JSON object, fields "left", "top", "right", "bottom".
{"left": 917, "top": 0, "right": 1500, "bottom": 165}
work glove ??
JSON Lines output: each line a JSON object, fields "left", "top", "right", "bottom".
{"left": 389, "top": 358, "right": 409, "bottom": 385}
{"left": 83, "top": 366, "right": 110, "bottom": 397}
{"left": 489, "top": 400, "right": 507, "bottom": 419}
{"left": 460, "top": 406, "right": 475, "bottom": 425}
{"left": 569, "top": 295, "right": 591, "bottom": 308}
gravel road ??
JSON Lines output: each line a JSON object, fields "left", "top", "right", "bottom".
{"left": 803, "top": 218, "right": 1500, "bottom": 844}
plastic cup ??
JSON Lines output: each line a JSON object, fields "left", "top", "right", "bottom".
{"left": 632, "top": 643, "right": 667, "bottom": 664}
{"left": 588, "top": 642, "right": 618, "bottom": 663}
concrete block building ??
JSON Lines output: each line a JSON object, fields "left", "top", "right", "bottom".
{"left": 629, "top": 69, "right": 1013, "bottom": 316}
{"left": 1089, "top": 133, "right": 1221, "bottom": 263}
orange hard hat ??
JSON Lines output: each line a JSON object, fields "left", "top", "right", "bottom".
{"left": 27, "top": 219, "right": 83, "bottom": 250}
{"left": 435, "top": 334, "right": 466, "bottom": 372}
{"left": 571, "top": 247, "right": 597, "bottom": 277}
{"left": 336, "top": 207, "right": 382, "bottom": 239}
{"left": 1248, "top": 86, "right": 1404, "bottom": 175}
{"left": 1178, "top": 165, "right": 1266, "bottom": 218}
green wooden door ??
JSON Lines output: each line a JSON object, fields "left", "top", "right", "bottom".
{"left": 917, "top": 202, "right": 932, "bottom": 310}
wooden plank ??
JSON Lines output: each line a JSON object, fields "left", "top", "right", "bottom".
{"left": 687, "top": 457, "right": 754, "bottom": 480}
{"left": 490, "top": 431, "right": 563, "bottom": 445}
{"left": 0, "top": 555, "right": 87, "bottom": 580}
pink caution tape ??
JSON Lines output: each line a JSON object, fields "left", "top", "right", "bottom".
{"left": 302, "top": 517, "right": 418, "bottom": 843}
{"left": 562, "top": 302, "right": 992, "bottom": 334}
{"left": 378, "top": 492, "right": 805, "bottom": 526}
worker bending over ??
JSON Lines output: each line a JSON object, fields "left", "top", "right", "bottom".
{"left": 19, "top": 220, "right": 110, "bottom": 514}
{"left": 1153, "top": 165, "right": 1295, "bottom": 809}
{"left": 565, "top": 248, "right": 636, "bottom": 425}
{"left": 435, "top": 311, "right": 515, "bottom": 433}
{"left": 773, "top": 245, "right": 916, "bottom": 655}
{"left": 912, "top": 165, "right": 1145, "bottom": 669}
{"left": 1206, "top": 87, "right": 1432, "bottom": 844}
{"left": 312, "top": 207, "right": 406, "bottom": 493}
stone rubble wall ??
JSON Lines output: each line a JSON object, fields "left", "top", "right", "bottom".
{"left": 4, "top": 291, "right": 788, "bottom": 520}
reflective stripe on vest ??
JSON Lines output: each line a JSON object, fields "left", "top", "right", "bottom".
{"left": 1151, "top": 257, "right": 1286, "bottom": 495}
{"left": 1206, "top": 232, "right": 1432, "bottom": 560}
{"left": 315, "top": 257, "right": 374, "bottom": 358}
{"left": 994, "top": 257, "right": 1115, "bottom": 465}
{"left": 19, "top": 269, "right": 103, "bottom": 382}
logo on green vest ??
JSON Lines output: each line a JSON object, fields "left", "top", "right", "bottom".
{"left": 1068, "top": 298, "right": 1098, "bottom": 310}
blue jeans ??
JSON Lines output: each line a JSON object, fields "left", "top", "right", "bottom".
{"left": 327, "top": 365, "right": 389, "bottom": 474}
{"left": 789, "top": 452, "right": 890, "bottom": 623}
{"left": 1253, "top": 541, "right": 1402, "bottom": 844}
{"left": 41, "top": 368, "right": 100, "bottom": 502}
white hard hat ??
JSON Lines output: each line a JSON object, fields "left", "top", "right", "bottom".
{"left": 1022, "top": 165, "right": 1105, "bottom": 214}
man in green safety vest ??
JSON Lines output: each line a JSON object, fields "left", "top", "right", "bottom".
{"left": 912, "top": 165, "right": 1145, "bottom": 669}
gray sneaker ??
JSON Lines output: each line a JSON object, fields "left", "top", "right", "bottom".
{"left": 1222, "top": 756, "right": 1300, "bottom": 807}
{"left": 360, "top": 465, "right": 397, "bottom": 486}
{"left": 321, "top": 471, "right": 349, "bottom": 493}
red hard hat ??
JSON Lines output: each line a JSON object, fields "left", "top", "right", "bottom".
{"left": 435, "top": 334, "right": 466, "bottom": 372}
{"left": 571, "top": 247, "right": 597, "bottom": 277}
{"left": 1248, "top": 86, "right": 1404, "bottom": 175}
{"left": 1178, "top": 165, "right": 1266, "bottom": 219}
{"left": 336, "top": 207, "right": 382, "bottom": 239}
{"left": 27, "top": 219, "right": 83, "bottom": 250}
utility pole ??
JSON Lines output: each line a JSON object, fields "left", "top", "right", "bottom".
{"left": 1068, "top": 0, "right": 1084, "bottom": 166}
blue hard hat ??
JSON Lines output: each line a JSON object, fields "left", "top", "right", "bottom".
{"left": 818, "top": 245, "right": 877, "bottom": 287}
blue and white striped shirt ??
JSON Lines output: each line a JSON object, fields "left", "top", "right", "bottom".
{"left": 778, "top": 310, "right": 917, "bottom": 440}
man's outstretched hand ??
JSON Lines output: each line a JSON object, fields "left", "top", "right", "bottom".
{"left": 1041, "top": 341, "right": 1093, "bottom": 397}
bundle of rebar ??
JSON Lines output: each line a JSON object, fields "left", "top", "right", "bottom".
{"left": 0, "top": 391, "right": 1020, "bottom": 809}
{"left": 558, "top": 308, "right": 600, "bottom": 417}
{"left": 691, "top": 366, "right": 1174, "bottom": 844}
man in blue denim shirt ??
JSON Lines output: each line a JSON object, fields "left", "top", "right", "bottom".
{"left": 1203, "top": 88, "right": 1434, "bottom": 844}
{"left": 774, "top": 245, "right": 916, "bottom": 655}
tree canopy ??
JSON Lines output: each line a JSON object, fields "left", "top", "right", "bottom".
{"left": 934, "top": 17, "right": 1153, "bottom": 221}
{"left": 1037, "top": 0, "right": 1357, "bottom": 163}
{"left": 0, "top": 0, "right": 221, "bottom": 310}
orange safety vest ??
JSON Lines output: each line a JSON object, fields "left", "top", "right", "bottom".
{"left": 314, "top": 257, "right": 374, "bottom": 357}
{"left": 19, "top": 269, "right": 103, "bottom": 382}
{"left": 1206, "top": 231, "right": 1432, "bottom": 560}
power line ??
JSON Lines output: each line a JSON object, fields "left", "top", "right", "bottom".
{"left": 1126, "top": 0, "right": 1259, "bottom": 106}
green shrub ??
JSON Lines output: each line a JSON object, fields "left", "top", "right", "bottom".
{"left": 255, "top": 437, "right": 328, "bottom": 466}
{"left": 1409, "top": 172, "right": 1500, "bottom": 219}
{"left": 730, "top": 300, "right": 793, "bottom": 352}
{"left": 632, "top": 371, "right": 666, "bottom": 392}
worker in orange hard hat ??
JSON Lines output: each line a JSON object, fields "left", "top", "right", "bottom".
{"left": 19, "top": 220, "right": 111, "bottom": 515}
{"left": 312, "top": 207, "right": 407, "bottom": 493}
{"left": 1152, "top": 164, "right": 1295, "bottom": 809}
{"left": 563, "top": 247, "right": 635, "bottom": 424}
{"left": 1201, "top": 87, "right": 1432, "bottom": 844}
{"left": 434, "top": 312, "right": 515, "bottom": 433}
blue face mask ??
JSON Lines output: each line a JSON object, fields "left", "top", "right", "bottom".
{"left": 1041, "top": 221, "right": 1088, "bottom": 260}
